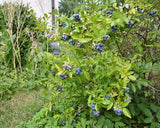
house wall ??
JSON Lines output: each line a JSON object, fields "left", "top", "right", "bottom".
{"left": 0, "top": 0, "right": 58, "bottom": 27}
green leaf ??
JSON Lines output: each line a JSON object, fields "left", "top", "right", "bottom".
{"left": 115, "top": 122, "right": 126, "bottom": 128}
{"left": 131, "top": 84, "right": 136, "bottom": 93}
{"left": 123, "top": 108, "right": 131, "bottom": 118}
{"left": 107, "top": 103, "right": 113, "bottom": 110}
{"left": 144, "top": 117, "right": 154, "bottom": 123}
{"left": 144, "top": 108, "right": 153, "bottom": 117}
{"left": 128, "top": 75, "right": 136, "bottom": 81}
{"left": 156, "top": 110, "right": 160, "bottom": 122}
{"left": 150, "top": 103, "right": 158, "bottom": 112}
{"left": 121, "top": 101, "right": 130, "bottom": 107}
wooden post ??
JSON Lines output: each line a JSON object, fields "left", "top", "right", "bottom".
{"left": 52, "top": 0, "right": 55, "bottom": 24}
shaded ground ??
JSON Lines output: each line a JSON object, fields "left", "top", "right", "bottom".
{"left": 0, "top": 89, "right": 48, "bottom": 128}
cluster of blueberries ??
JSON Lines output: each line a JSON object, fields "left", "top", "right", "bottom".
{"left": 114, "top": 108, "right": 123, "bottom": 116}
{"left": 60, "top": 73, "right": 68, "bottom": 80}
{"left": 69, "top": 39, "right": 84, "bottom": 48}
{"left": 63, "top": 64, "right": 72, "bottom": 71}
{"left": 95, "top": 43, "right": 104, "bottom": 52}
{"left": 90, "top": 103, "right": 100, "bottom": 117}
{"left": 69, "top": 39, "right": 76, "bottom": 45}
{"left": 149, "top": 11, "right": 156, "bottom": 17}
{"left": 126, "top": 20, "right": 132, "bottom": 28}
{"left": 73, "top": 14, "right": 81, "bottom": 21}
{"left": 75, "top": 68, "right": 82, "bottom": 75}
{"left": 62, "top": 34, "right": 70, "bottom": 41}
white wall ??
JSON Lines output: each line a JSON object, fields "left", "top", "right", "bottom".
{"left": 0, "top": 0, "right": 58, "bottom": 27}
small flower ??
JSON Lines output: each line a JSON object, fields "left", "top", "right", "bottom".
{"left": 103, "top": 35, "right": 109, "bottom": 41}
{"left": 73, "top": 14, "right": 81, "bottom": 21}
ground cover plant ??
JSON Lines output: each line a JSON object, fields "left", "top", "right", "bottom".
{"left": 16, "top": 0, "right": 160, "bottom": 127}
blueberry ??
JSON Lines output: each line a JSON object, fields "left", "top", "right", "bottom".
{"left": 86, "top": 55, "right": 89, "bottom": 59}
{"left": 71, "top": 26, "right": 75, "bottom": 30}
{"left": 62, "top": 34, "right": 70, "bottom": 41}
{"left": 76, "top": 112, "right": 80, "bottom": 117}
{"left": 51, "top": 71, "right": 55, "bottom": 76}
{"left": 126, "top": 20, "right": 132, "bottom": 28}
{"left": 125, "top": 87, "right": 130, "bottom": 93}
{"left": 63, "top": 23, "right": 67, "bottom": 27}
{"left": 61, "top": 121, "right": 66, "bottom": 126}
{"left": 105, "top": 95, "right": 111, "bottom": 99}
{"left": 90, "top": 103, "right": 96, "bottom": 110}
{"left": 71, "top": 119, "right": 76, "bottom": 125}
{"left": 57, "top": 86, "right": 62, "bottom": 92}
{"left": 114, "top": 108, "right": 123, "bottom": 116}
{"left": 75, "top": 68, "right": 82, "bottom": 75}
{"left": 103, "top": 35, "right": 109, "bottom": 41}
{"left": 73, "top": 14, "right": 81, "bottom": 21}
{"left": 106, "top": 11, "right": 113, "bottom": 17}
{"left": 69, "top": 39, "right": 75, "bottom": 45}
{"left": 149, "top": 11, "right": 156, "bottom": 17}
{"left": 93, "top": 111, "right": 100, "bottom": 116}
{"left": 111, "top": 25, "right": 117, "bottom": 32}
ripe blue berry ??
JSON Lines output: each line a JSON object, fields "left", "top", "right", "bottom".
{"left": 76, "top": 112, "right": 80, "bottom": 117}
{"left": 125, "top": 87, "right": 130, "bottom": 93}
{"left": 51, "top": 71, "right": 55, "bottom": 76}
{"left": 62, "top": 34, "right": 70, "bottom": 41}
{"left": 103, "top": 35, "right": 109, "bottom": 41}
{"left": 126, "top": 20, "right": 132, "bottom": 28}
{"left": 56, "top": 85, "right": 62, "bottom": 92}
{"left": 93, "top": 111, "right": 100, "bottom": 116}
{"left": 71, "top": 119, "right": 76, "bottom": 125}
{"left": 106, "top": 11, "right": 113, "bottom": 17}
{"left": 86, "top": 55, "right": 89, "bottom": 59}
{"left": 73, "top": 14, "right": 81, "bottom": 21}
{"left": 105, "top": 95, "right": 111, "bottom": 99}
{"left": 75, "top": 68, "right": 82, "bottom": 75}
{"left": 111, "top": 25, "right": 117, "bottom": 32}
{"left": 114, "top": 108, "right": 123, "bottom": 116}
{"left": 149, "top": 11, "right": 156, "bottom": 17}
{"left": 90, "top": 103, "right": 96, "bottom": 110}
{"left": 61, "top": 121, "right": 66, "bottom": 126}
{"left": 69, "top": 39, "right": 75, "bottom": 45}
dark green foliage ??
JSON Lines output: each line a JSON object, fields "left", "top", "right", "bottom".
{"left": 58, "top": 0, "right": 84, "bottom": 16}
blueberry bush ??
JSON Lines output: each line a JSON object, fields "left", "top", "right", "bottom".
{"left": 17, "top": 0, "right": 160, "bottom": 127}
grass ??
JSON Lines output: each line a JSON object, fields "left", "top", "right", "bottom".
{"left": 0, "top": 89, "right": 48, "bottom": 128}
